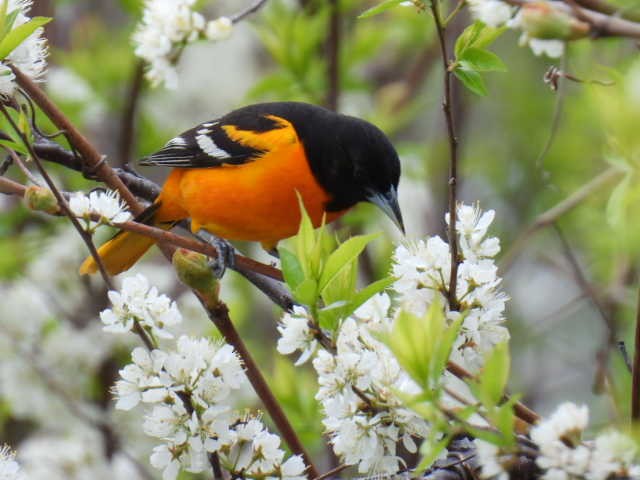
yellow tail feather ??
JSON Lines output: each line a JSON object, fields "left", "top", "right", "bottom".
{"left": 79, "top": 230, "right": 157, "bottom": 276}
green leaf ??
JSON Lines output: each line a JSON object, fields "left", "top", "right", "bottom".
{"left": 0, "top": 16, "right": 51, "bottom": 60}
{"left": 293, "top": 277, "right": 318, "bottom": 306}
{"left": 358, "top": 0, "right": 406, "bottom": 19}
{"left": 417, "top": 433, "right": 452, "bottom": 471}
{"left": 453, "top": 67, "right": 488, "bottom": 96}
{"left": 459, "top": 48, "right": 507, "bottom": 72}
{"left": 0, "top": 10, "right": 20, "bottom": 44}
{"left": 294, "top": 193, "right": 317, "bottom": 277}
{"left": 0, "top": 138, "right": 27, "bottom": 155}
{"left": 318, "top": 233, "right": 379, "bottom": 293}
{"left": 606, "top": 174, "right": 631, "bottom": 227}
{"left": 348, "top": 276, "right": 396, "bottom": 316}
{"left": 473, "top": 24, "right": 508, "bottom": 49}
{"left": 279, "top": 247, "right": 305, "bottom": 290}
{"left": 478, "top": 342, "right": 510, "bottom": 408}
{"left": 386, "top": 298, "right": 463, "bottom": 394}
{"left": 454, "top": 21, "right": 485, "bottom": 58}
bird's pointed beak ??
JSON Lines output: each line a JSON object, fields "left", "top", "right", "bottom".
{"left": 367, "top": 187, "right": 405, "bottom": 234}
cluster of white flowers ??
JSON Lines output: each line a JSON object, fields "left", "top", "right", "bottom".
{"left": 276, "top": 305, "right": 318, "bottom": 365}
{"left": 113, "top": 336, "right": 305, "bottom": 480}
{"left": 0, "top": 445, "right": 23, "bottom": 480}
{"left": 0, "top": 0, "right": 48, "bottom": 97}
{"left": 315, "top": 298, "right": 429, "bottom": 474}
{"left": 465, "top": 0, "right": 565, "bottom": 58}
{"left": 475, "top": 402, "right": 640, "bottom": 480}
{"left": 133, "top": 0, "right": 232, "bottom": 89}
{"left": 278, "top": 292, "right": 429, "bottom": 474}
{"left": 68, "top": 189, "right": 132, "bottom": 230}
{"left": 393, "top": 204, "right": 509, "bottom": 372}
{"left": 531, "top": 402, "right": 640, "bottom": 480}
{"left": 100, "top": 274, "right": 182, "bottom": 339}
{"left": 276, "top": 204, "right": 508, "bottom": 475}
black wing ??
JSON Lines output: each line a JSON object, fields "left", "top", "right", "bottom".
{"left": 139, "top": 105, "right": 292, "bottom": 169}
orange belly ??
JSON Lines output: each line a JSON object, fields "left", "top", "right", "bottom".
{"left": 156, "top": 141, "right": 346, "bottom": 248}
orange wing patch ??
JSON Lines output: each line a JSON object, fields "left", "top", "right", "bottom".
{"left": 221, "top": 115, "right": 299, "bottom": 153}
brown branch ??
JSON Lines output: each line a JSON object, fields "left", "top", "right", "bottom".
{"left": 11, "top": 65, "right": 145, "bottom": 215}
{"left": 446, "top": 361, "right": 540, "bottom": 425}
{"left": 430, "top": 1, "right": 460, "bottom": 311}
{"left": 499, "top": 166, "right": 623, "bottom": 272}
{"left": 8, "top": 67, "right": 308, "bottom": 469}
{"left": 230, "top": 0, "right": 269, "bottom": 23}
{"left": 633, "top": 288, "right": 640, "bottom": 421}
{"left": 0, "top": 104, "right": 157, "bottom": 351}
{"left": 204, "top": 300, "right": 319, "bottom": 478}
{"left": 0, "top": 104, "right": 113, "bottom": 289}
{"left": 572, "top": 0, "right": 640, "bottom": 23}
{"left": 117, "top": 60, "right": 146, "bottom": 167}
{"left": 325, "top": 0, "right": 340, "bottom": 111}
{"left": 504, "top": 0, "right": 640, "bottom": 38}
{"left": 311, "top": 463, "right": 348, "bottom": 480}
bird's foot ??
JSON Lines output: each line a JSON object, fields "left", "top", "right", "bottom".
{"left": 197, "top": 231, "right": 236, "bottom": 279}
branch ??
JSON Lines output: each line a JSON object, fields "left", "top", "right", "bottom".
{"left": 572, "top": 0, "right": 640, "bottom": 23}
{"left": 117, "top": 60, "right": 146, "bottom": 167}
{"left": 446, "top": 361, "right": 540, "bottom": 425}
{"left": 325, "top": 0, "right": 340, "bottom": 111}
{"left": 203, "top": 299, "right": 319, "bottom": 477}
{"left": 230, "top": 0, "right": 269, "bottom": 23}
{"left": 429, "top": 1, "right": 460, "bottom": 311}
{"left": 499, "top": 166, "right": 623, "bottom": 272}
{"left": 11, "top": 65, "right": 145, "bottom": 216}
{"left": 505, "top": 0, "right": 640, "bottom": 39}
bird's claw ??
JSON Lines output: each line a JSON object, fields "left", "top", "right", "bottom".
{"left": 198, "top": 232, "right": 235, "bottom": 279}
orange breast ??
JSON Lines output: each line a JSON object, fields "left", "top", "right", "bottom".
{"left": 156, "top": 123, "right": 346, "bottom": 248}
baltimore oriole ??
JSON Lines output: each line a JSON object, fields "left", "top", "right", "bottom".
{"left": 80, "top": 102, "right": 403, "bottom": 275}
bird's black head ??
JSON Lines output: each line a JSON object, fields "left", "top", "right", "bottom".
{"left": 279, "top": 103, "right": 404, "bottom": 232}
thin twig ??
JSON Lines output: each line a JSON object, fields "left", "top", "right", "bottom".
{"left": 535, "top": 54, "right": 568, "bottom": 174}
{"left": 118, "top": 60, "right": 146, "bottom": 167}
{"left": 573, "top": 0, "right": 640, "bottom": 22}
{"left": 552, "top": 223, "right": 618, "bottom": 394}
{"left": 504, "top": 0, "right": 640, "bottom": 38}
{"left": 325, "top": 0, "right": 340, "bottom": 111}
{"left": 430, "top": 1, "right": 460, "bottom": 311}
{"left": 311, "top": 463, "right": 348, "bottom": 480}
{"left": 0, "top": 104, "right": 114, "bottom": 290}
{"left": 230, "top": 0, "right": 269, "bottom": 23}
{"left": 446, "top": 361, "right": 540, "bottom": 425}
{"left": 204, "top": 299, "right": 319, "bottom": 478}
{"left": 11, "top": 66, "right": 144, "bottom": 214}
{"left": 500, "top": 166, "right": 623, "bottom": 272}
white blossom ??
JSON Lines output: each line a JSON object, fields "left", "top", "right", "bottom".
{"left": 474, "top": 439, "right": 509, "bottom": 480}
{"left": 525, "top": 36, "right": 565, "bottom": 58}
{"left": 276, "top": 306, "right": 317, "bottom": 365}
{"left": 100, "top": 274, "right": 182, "bottom": 338}
{"left": 69, "top": 189, "right": 132, "bottom": 228}
{"left": 467, "top": 0, "right": 514, "bottom": 27}
{"left": 530, "top": 402, "right": 640, "bottom": 480}
{"left": 394, "top": 203, "right": 509, "bottom": 372}
{"left": 206, "top": 17, "right": 233, "bottom": 41}
{"left": 115, "top": 334, "right": 304, "bottom": 480}
{"left": 0, "top": 445, "right": 23, "bottom": 480}
{"left": 0, "top": 0, "right": 48, "bottom": 97}
{"left": 133, "top": 1, "right": 232, "bottom": 89}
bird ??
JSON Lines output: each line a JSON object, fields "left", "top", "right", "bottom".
{"left": 79, "top": 101, "right": 404, "bottom": 276}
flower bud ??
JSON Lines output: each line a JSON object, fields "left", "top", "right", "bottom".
{"left": 206, "top": 16, "right": 232, "bottom": 41}
{"left": 172, "top": 248, "right": 219, "bottom": 306}
{"left": 24, "top": 185, "right": 59, "bottom": 214}
{"left": 520, "top": 2, "right": 589, "bottom": 40}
